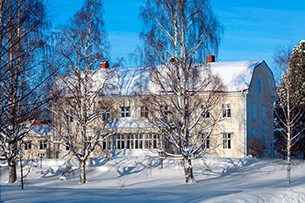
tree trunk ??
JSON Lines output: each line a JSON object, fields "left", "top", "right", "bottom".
{"left": 8, "top": 159, "right": 17, "bottom": 183}
{"left": 20, "top": 157, "right": 24, "bottom": 189}
{"left": 287, "top": 138, "right": 291, "bottom": 184}
{"left": 79, "top": 159, "right": 86, "bottom": 184}
{"left": 183, "top": 157, "right": 194, "bottom": 183}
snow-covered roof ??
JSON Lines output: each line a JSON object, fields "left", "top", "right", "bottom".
{"left": 208, "top": 60, "right": 264, "bottom": 91}
{"left": 96, "top": 67, "right": 150, "bottom": 96}
{"left": 29, "top": 124, "right": 53, "bottom": 137}
{"left": 109, "top": 117, "right": 153, "bottom": 129}
{"left": 57, "top": 60, "right": 272, "bottom": 96}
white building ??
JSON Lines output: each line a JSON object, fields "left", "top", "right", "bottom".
{"left": 49, "top": 58, "right": 277, "bottom": 158}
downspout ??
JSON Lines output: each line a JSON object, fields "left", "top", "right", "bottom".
{"left": 271, "top": 100, "right": 276, "bottom": 156}
{"left": 242, "top": 90, "right": 248, "bottom": 157}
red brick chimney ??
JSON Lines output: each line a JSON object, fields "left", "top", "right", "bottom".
{"left": 206, "top": 55, "right": 215, "bottom": 63}
{"left": 100, "top": 60, "right": 109, "bottom": 69}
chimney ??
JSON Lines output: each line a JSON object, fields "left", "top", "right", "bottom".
{"left": 206, "top": 55, "right": 215, "bottom": 63}
{"left": 100, "top": 60, "right": 109, "bottom": 69}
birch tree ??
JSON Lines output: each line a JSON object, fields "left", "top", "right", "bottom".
{"left": 139, "top": 0, "right": 224, "bottom": 183}
{"left": 0, "top": 0, "right": 48, "bottom": 183}
{"left": 274, "top": 40, "right": 305, "bottom": 184}
{"left": 50, "top": 0, "right": 114, "bottom": 184}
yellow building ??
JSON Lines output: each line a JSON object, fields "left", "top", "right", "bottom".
{"left": 25, "top": 58, "right": 277, "bottom": 159}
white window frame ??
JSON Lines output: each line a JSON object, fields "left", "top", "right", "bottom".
{"left": 116, "top": 134, "right": 125, "bottom": 149}
{"left": 200, "top": 132, "right": 210, "bottom": 149}
{"left": 201, "top": 103, "right": 210, "bottom": 119}
{"left": 160, "top": 105, "right": 170, "bottom": 120}
{"left": 24, "top": 141, "right": 32, "bottom": 150}
{"left": 140, "top": 106, "right": 149, "bottom": 118}
{"left": 102, "top": 108, "right": 111, "bottom": 121}
{"left": 222, "top": 132, "right": 232, "bottom": 149}
{"left": 39, "top": 140, "right": 48, "bottom": 150}
{"left": 121, "top": 106, "right": 131, "bottom": 117}
{"left": 222, "top": 103, "right": 231, "bottom": 118}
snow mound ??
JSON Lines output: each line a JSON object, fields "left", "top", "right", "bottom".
{"left": 1, "top": 156, "right": 304, "bottom": 203}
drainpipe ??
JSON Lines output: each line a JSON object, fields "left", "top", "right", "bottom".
{"left": 242, "top": 90, "right": 248, "bottom": 157}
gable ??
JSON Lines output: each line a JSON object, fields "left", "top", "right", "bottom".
{"left": 208, "top": 60, "right": 264, "bottom": 91}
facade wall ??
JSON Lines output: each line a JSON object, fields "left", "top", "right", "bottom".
{"left": 246, "top": 64, "right": 275, "bottom": 156}
{"left": 21, "top": 135, "right": 52, "bottom": 159}
{"left": 211, "top": 93, "right": 246, "bottom": 158}
{"left": 26, "top": 87, "right": 274, "bottom": 159}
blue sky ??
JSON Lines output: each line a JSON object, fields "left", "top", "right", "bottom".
{"left": 49, "top": 0, "right": 305, "bottom": 75}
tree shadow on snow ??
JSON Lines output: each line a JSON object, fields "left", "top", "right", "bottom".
{"left": 115, "top": 156, "right": 162, "bottom": 178}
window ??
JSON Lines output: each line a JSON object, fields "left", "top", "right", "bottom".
{"left": 144, "top": 134, "right": 158, "bottom": 149}
{"left": 65, "top": 109, "right": 74, "bottom": 122}
{"left": 223, "top": 133, "right": 232, "bottom": 149}
{"left": 109, "top": 134, "right": 163, "bottom": 150}
{"left": 121, "top": 106, "right": 130, "bottom": 117}
{"left": 251, "top": 128, "right": 257, "bottom": 138}
{"left": 257, "top": 78, "right": 262, "bottom": 93}
{"left": 160, "top": 105, "right": 170, "bottom": 119}
{"left": 252, "top": 103, "right": 257, "bottom": 121}
{"left": 200, "top": 132, "right": 210, "bottom": 149}
{"left": 65, "top": 142, "right": 70, "bottom": 151}
{"left": 87, "top": 129, "right": 94, "bottom": 140}
{"left": 152, "top": 134, "right": 160, "bottom": 148}
{"left": 101, "top": 137, "right": 112, "bottom": 150}
{"left": 222, "top": 103, "right": 231, "bottom": 118}
{"left": 140, "top": 106, "right": 149, "bottom": 118}
{"left": 201, "top": 103, "right": 210, "bottom": 118}
{"left": 116, "top": 134, "right": 125, "bottom": 149}
{"left": 102, "top": 140, "right": 107, "bottom": 150}
{"left": 134, "top": 134, "right": 143, "bottom": 149}
{"left": 24, "top": 141, "right": 32, "bottom": 150}
{"left": 102, "top": 108, "right": 110, "bottom": 122}
{"left": 39, "top": 140, "right": 48, "bottom": 150}
{"left": 128, "top": 134, "right": 161, "bottom": 149}
{"left": 262, "top": 106, "right": 267, "bottom": 123}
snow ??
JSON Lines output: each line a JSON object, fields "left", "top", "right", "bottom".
{"left": 95, "top": 67, "right": 150, "bottom": 96}
{"left": 209, "top": 60, "right": 263, "bottom": 91}
{"left": 61, "top": 60, "right": 265, "bottom": 97}
{"left": 29, "top": 124, "right": 52, "bottom": 137}
{"left": 109, "top": 117, "right": 154, "bottom": 129}
{"left": 1, "top": 156, "right": 304, "bottom": 203}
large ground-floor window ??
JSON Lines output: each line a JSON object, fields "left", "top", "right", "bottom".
{"left": 101, "top": 133, "right": 163, "bottom": 150}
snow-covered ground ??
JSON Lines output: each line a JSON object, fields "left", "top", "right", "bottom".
{"left": 0, "top": 155, "right": 304, "bottom": 203}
